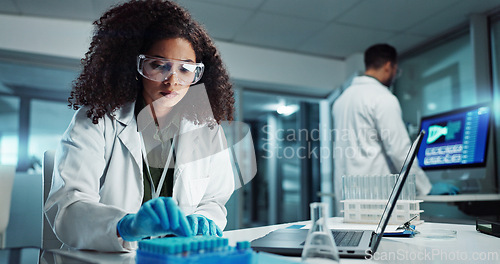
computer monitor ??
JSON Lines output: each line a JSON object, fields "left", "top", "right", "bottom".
{"left": 418, "top": 103, "right": 491, "bottom": 170}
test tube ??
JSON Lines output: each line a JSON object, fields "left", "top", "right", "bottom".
{"left": 344, "top": 175, "right": 349, "bottom": 200}
{"left": 355, "top": 175, "right": 362, "bottom": 200}
{"left": 349, "top": 175, "right": 358, "bottom": 200}
{"left": 372, "top": 175, "right": 380, "bottom": 200}
{"left": 364, "top": 175, "right": 371, "bottom": 200}
{"left": 377, "top": 175, "right": 382, "bottom": 200}
{"left": 356, "top": 175, "right": 361, "bottom": 200}
{"left": 377, "top": 175, "right": 387, "bottom": 200}
{"left": 360, "top": 175, "right": 364, "bottom": 200}
{"left": 408, "top": 174, "right": 416, "bottom": 200}
{"left": 401, "top": 176, "right": 408, "bottom": 200}
{"left": 350, "top": 175, "right": 355, "bottom": 200}
{"left": 342, "top": 175, "right": 347, "bottom": 200}
{"left": 390, "top": 174, "right": 397, "bottom": 189}
{"left": 387, "top": 174, "right": 397, "bottom": 199}
{"left": 359, "top": 175, "right": 364, "bottom": 200}
{"left": 378, "top": 175, "right": 384, "bottom": 200}
{"left": 381, "top": 175, "right": 387, "bottom": 200}
{"left": 402, "top": 174, "right": 409, "bottom": 200}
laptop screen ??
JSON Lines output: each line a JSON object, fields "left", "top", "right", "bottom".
{"left": 371, "top": 130, "right": 425, "bottom": 252}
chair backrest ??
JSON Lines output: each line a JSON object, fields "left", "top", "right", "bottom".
{"left": 43, "top": 150, "right": 56, "bottom": 203}
{"left": 42, "top": 150, "right": 62, "bottom": 249}
{"left": 0, "top": 165, "right": 16, "bottom": 248}
{"left": 5, "top": 172, "right": 43, "bottom": 249}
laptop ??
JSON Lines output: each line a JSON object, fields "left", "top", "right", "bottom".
{"left": 251, "top": 130, "right": 425, "bottom": 258}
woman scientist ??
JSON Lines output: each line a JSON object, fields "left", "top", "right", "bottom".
{"left": 44, "top": 0, "right": 235, "bottom": 252}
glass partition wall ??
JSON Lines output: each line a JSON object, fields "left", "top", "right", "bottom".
{"left": 490, "top": 15, "right": 500, "bottom": 196}
{"left": 239, "top": 91, "right": 321, "bottom": 227}
{"left": 395, "top": 32, "right": 475, "bottom": 138}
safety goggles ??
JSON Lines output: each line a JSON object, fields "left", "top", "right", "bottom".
{"left": 137, "top": 54, "right": 204, "bottom": 85}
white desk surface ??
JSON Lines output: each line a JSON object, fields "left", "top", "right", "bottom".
{"left": 417, "top": 193, "right": 500, "bottom": 202}
{"left": 46, "top": 217, "right": 500, "bottom": 264}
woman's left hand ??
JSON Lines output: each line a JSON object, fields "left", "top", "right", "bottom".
{"left": 186, "top": 214, "right": 222, "bottom": 236}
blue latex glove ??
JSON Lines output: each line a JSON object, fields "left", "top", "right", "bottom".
{"left": 429, "top": 182, "right": 460, "bottom": 195}
{"left": 186, "top": 214, "right": 222, "bottom": 237}
{"left": 117, "top": 197, "right": 192, "bottom": 241}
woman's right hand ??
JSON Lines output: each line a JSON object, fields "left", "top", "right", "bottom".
{"left": 117, "top": 197, "right": 192, "bottom": 241}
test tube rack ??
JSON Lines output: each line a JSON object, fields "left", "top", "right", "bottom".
{"left": 136, "top": 236, "right": 254, "bottom": 264}
{"left": 341, "top": 199, "right": 423, "bottom": 224}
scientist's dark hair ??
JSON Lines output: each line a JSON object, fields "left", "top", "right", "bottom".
{"left": 364, "top": 44, "right": 397, "bottom": 70}
{"left": 69, "top": 0, "right": 234, "bottom": 125}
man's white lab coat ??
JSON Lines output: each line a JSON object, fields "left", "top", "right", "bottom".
{"left": 44, "top": 102, "right": 234, "bottom": 252}
{"left": 332, "top": 76, "right": 432, "bottom": 214}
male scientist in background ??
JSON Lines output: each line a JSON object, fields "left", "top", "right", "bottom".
{"left": 332, "top": 44, "right": 459, "bottom": 214}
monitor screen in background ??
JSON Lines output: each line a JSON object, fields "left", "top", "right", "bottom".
{"left": 418, "top": 104, "right": 491, "bottom": 170}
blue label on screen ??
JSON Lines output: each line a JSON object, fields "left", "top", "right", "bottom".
{"left": 418, "top": 106, "right": 490, "bottom": 169}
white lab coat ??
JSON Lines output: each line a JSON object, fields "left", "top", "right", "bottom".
{"left": 44, "top": 102, "right": 234, "bottom": 252}
{"left": 332, "top": 76, "right": 432, "bottom": 215}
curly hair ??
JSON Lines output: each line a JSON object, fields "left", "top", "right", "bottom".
{"left": 69, "top": 0, "right": 234, "bottom": 125}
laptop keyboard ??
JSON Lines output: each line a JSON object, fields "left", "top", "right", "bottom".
{"left": 332, "top": 231, "right": 363, "bottom": 247}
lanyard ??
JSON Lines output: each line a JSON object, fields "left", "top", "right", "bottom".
{"left": 139, "top": 131, "right": 176, "bottom": 199}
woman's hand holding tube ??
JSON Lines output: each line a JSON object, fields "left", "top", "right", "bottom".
{"left": 117, "top": 197, "right": 192, "bottom": 241}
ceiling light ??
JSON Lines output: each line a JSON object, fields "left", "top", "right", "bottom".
{"left": 277, "top": 105, "right": 299, "bottom": 116}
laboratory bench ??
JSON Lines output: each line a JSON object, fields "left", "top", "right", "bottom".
{"left": 417, "top": 194, "right": 500, "bottom": 203}
{"left": 2, "top": 217, "right": 499, "bottom": 264}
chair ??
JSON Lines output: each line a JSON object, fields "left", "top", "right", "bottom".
{"left": 42, "top": 150, "right": 62, "bottom": 249}
{"left": 1, "top": 170, "right": 43, "bottom": 264}
{"left": 4, "top": 172, "right": 43, "bottom": 249}
{"left": 0, "top": 165, "right": 16, "bottom": 248}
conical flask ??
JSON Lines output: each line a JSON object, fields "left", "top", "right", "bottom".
{"left": 301, "top": 202, "right": 340, "bottom": 262}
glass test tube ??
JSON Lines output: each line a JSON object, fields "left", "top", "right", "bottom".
{"left": 342, "top": 175, "right": 347, "bottom": 200}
